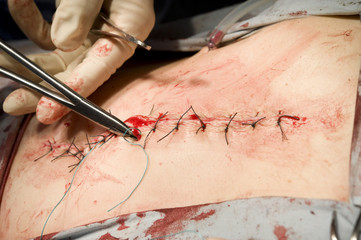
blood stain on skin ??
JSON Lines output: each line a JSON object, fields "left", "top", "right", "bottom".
{"left": 328, "top": 30, "right": 353, "bottom": 41}
{"left": 64, "top": 182, "right": 70, "bottom": 193}
{"left": 124, "top": 115, "right": 159, "bottom": 140}
{"left": 292, "top": 117, "right": 307, "bottom": 128}
{"left": 125, "top": 115, "right": 157, "bottom": 128}
{"left": 319, "top": 106, "right": 345, "bottom": 131}
{"left": 273, "top": 225, "right": 288, "bottom": 240}
{"left": 132, "top": 128, "right": 142, "bottom": 141}
{"left": 189, "top": 114, "right": 199, "bottom": 120}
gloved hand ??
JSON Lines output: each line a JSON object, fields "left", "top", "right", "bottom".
{"left": 2, "top": 0, "right": 155, "bottom": 124}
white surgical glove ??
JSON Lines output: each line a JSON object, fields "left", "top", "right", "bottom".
{"left": 3, "top": 0, "right": 155, "bottom": 124}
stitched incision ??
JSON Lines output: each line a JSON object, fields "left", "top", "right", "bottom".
{"left": 123, "top": 108, "right": 306, "bottom": 144}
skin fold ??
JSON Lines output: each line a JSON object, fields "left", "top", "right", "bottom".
{"left": 0, "top": 16, "right": 360, "bottom": 239}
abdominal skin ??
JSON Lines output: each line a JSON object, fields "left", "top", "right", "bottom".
{"left": 0, "top": 16, "right": 360, "bottom": 239}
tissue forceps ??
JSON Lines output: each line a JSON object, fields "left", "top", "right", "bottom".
{"left": 0, "top": 39, "right": 137, "bottom": 140}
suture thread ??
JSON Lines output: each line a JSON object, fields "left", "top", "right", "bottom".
{"left": 225, "top": 112, "right": 238, "bottom": 145}
{"left": 50, "top": 137, "right": 85, "bottom": 172}
{"left": 277, "top": 115, "right": 300, "bottom": 141}
{"left": 157, "top": 106, "right": 193, "bottom": 142}
{"left": 34, "top": 140, "right": 53, "bottom": 161}
{"left": 108, "top": 128, "right": 149, "bottom": 212}
{"left": 144, "top": 112, "right": 168, "bottom": 148}
{"left": 40, "top": 139, "right": 103, "bottom": 240}
{"left": 157, "top": 106, "right": 208, "bottom": 142}
{"left": 48, "top": 134, "right": 116, "bottom": 172}
{"left": 149, "top": 104, "right": 155, "bottom": 116}
{"left": 144, "top": 107, "right": 303, "bottom": 144}
{"left": 39, "top": 129, "right": 149, "bottom": 239}
{"left": 242, "top": 117, "right": 266, "bottom": 129}
{"left": 190, "top": 106, "right": 206, "bottom": 134}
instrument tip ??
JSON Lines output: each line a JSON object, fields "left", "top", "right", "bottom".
{"left": 127, "top": 130, "right": 139, "bottom": 141}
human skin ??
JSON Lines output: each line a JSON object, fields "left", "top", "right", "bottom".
{"left": 0, "top": 16, "right": 360, "bottom": 239}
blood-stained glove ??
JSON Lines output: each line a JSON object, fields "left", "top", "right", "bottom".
{"left": 2, "top": 0, "right": 155, "bottom": 124}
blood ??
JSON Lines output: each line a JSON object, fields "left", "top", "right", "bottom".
{"left": 64, "top": 122, "right": 70, "bottom": 127}
{"left": 288, "top": 10, "right": 307, "bottom": 16}
{"left": 117, "top": 221, "right": 129, "bottom": 231}
{"left": 292, "top": 117, "right": 307, "bottom": 128}
{"left": 131, "top": 128, "right": 142, "bottom": 141}
{"left": 145, "top": 205, "right": 203, "bottom": 238}
{"left": 95, "top": 42, "right": 113, "bottom": 57}
{"left": 208, "top": 29, "right": 224, "bottom": 49}
{"left": 191, "top": 209, "right": 215, "bottom": 221}
{"left": 125, "top": 115, "right": 156, "bottom": 128}
{"left": 64, "top": 182, "right": 70, "bottom": 194}
{"left": 98, "top": 232, "right": 119, "bottom": 240}
{"left": 189, "top": 114, "right": 198, "bottom": 120}
{"left": 137, "top": 213, "right": 145, "bottom": 218}
{"left": 33, "top": 232, "right": 59, "bottom": 240}
{"left": 125, "top": 115, "right": 164, "bottom": 141}
{"left": 319, "top": 106, "right": 344, "bottom": 131}
{"left": 37, "top": 99, "right": 69, "bottom": 124}
{"left": 273, "top": 225, "right": 288, "bottom": 240}
{"left": 66, "top": 77, "right": 84, "bottom": 92}
{"left": 329, "top": 30, "right": 353, "bottom": 37}
{"left": 241, "top": 22, "right": 249, "bottom": 28}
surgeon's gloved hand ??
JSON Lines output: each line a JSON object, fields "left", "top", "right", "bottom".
{"left": 3, "top": 0, "right": 155, "bottom": 124}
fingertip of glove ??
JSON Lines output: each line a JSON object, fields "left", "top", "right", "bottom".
{"left": 36, "top": 98, "right": 69, "bottom": 124}
{"left": 52, "top": 36, "right": 82, "bottom": 52}
{"left": 51, "top": 19, "right": 85, "bottom": 52}
{"left": 3, "top": 90, "right": 37, "bottom": 115}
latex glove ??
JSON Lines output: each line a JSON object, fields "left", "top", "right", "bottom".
{"left": 3, "top": 0, "right": 155, "bottom": 124}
